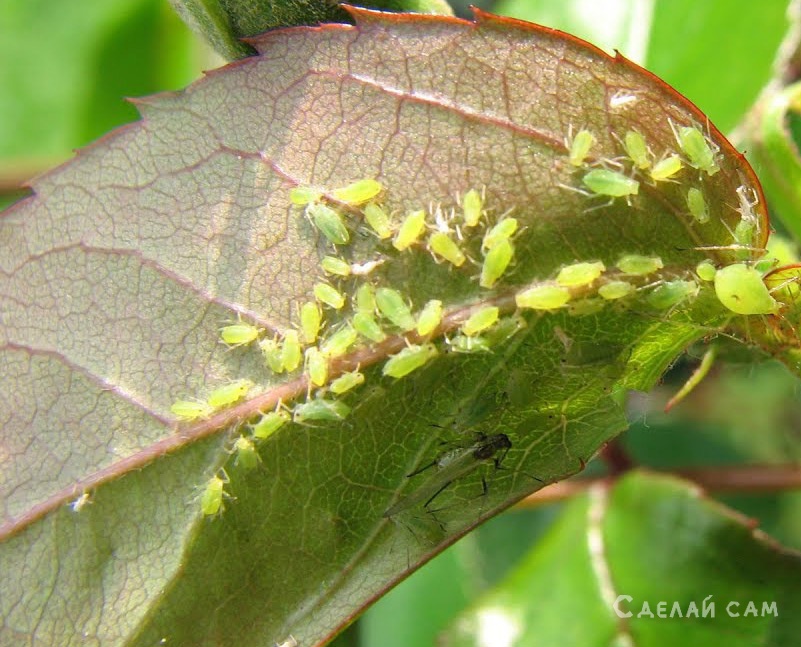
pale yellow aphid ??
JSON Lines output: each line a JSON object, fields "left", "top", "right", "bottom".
{"left": 461, "top": 306, "right": 499, "bottom": 336}
{"left": 382, "top": 343, "right": 438, "bottom": 378}
{"left": 582, "top": 169, "right": 639, "bottom": 197}
{"left": 598, "top": 280, "right": 634, "bottom": 300}
{"left": 623, "top": 130, "right": 650, "bottom": 169}
{"left": 320, "top": 325, "right": 358, "bottom": 358}
{"left": 314, "top": 282, "right": 346, "bottom": 310}
{"left": 219, "top": 321, "right": 261, "bottom": 347}
{"left": 392, "top": 209, "right": 427, "bottom": 251}
{"left": 200, "top": 471, "right": 229, "bottom": 516}
{"left": 233, "top": 436, "right": 260, "bottom": 470}
{"left": 482, "top": 217, "right": 518, "bottom": 251}
{"left": 251, "top": 409, "right": 290, "bottom": 440}
{"left": 329, "top": 370, "right": 366, "bottom": 395}
{"left": 171, "top": 399, "right": 214, "bottom": 421}
{"left": 649, "top": 155, "right": 683, "bottom": 181}
{"left": 307, "top": 202, "right": 350, "bottom": 245}
{"left": 695, "top": 260, "right": 717, "bottom": 282}
{"left": 300, "top": 301, "right": 322, "bottom": 344}
{"left": 686, "top": 187, "right": 710, "bottom": 224}
{"left": 363, "top": 202, "right": 393, "bottom": 239}
{"left": 352, "top": 312, "right": 386, "bottom": 342}
{"left": 375, "top": 287, "right": 416, "bottom": 331}
{"left": 616, "top": 254, "right": 663, "bottom": 276}
{"left": 516, "top": 284, "right": 571, "bottom": 310}
{"left": 676, "top": 125, "right": 719, "bottom": 175}
{"left": 305, "top": 347, "right": 328, "bottom": 387}
{"left": 556, "top": 261, "right": 605, "bottom": 287}
{"left": 331, "top": 178, "right": 383, "bottom": 206}
{"left": 449, "top": 334, "right": 491, "bottom": 353}
{"left": 281, "top": 330, "right": 302, "bottom": 372}
{"left": 289, "top": 186, "right": 323, "bottom": 206}
{"left": 416, "top": 299, "right": 443, "bottom": 337}
{"left": 321, "top": 255, "right": 351, "bottom": 277}
{"left": 480, "top": 239, "right": 514, "bottom": 289}
{"left": 259, "top": 337, "right": 285, "bottom": 373}
{"left": 462, "top": 188, "right": 484, "bottom": 227}
{"left": 207, "top": 379, "right": 252, "bottom": 410}
{"left": 355, "top": 283, "right": 376, "bottom": 314}
{"left": 568, "top": 129, "right": 596, "bottom": 167}
{"left": 428, "top": 231, "right": 466, "bottom": 267}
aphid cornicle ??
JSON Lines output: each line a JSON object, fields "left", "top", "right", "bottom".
{"left": 306, "top": 202, "right": 350, "bottom": 245}
{"left": 480, "top": 239, "right": 514, "bottom": 289}
{"left": 582, "top": 169, "right": 639, "bottom": 197}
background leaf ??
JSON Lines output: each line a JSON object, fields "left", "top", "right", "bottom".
{"left": 0, "top": 7, "right": 775, "bottom": 646}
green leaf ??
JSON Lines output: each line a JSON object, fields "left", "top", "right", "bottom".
{"left": 442, "top": 471, "right": 801, "bottom": 647}
{"left": 0, "top": 8, "right": 779, "bottom": 645}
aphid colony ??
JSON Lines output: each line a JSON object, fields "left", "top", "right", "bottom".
{"left": 179, "top": 164, "right": 776, "bottom": 517}
{"left": 565, "top": 121, "right": 762, "bottom": 251}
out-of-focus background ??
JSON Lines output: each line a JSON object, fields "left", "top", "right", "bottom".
{"left": 2, "top": 1, "right": 799, "bottom": 645}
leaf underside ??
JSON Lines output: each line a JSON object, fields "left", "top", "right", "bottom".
{"left": 0, "top": 8, "right": 770, "bottom": 647}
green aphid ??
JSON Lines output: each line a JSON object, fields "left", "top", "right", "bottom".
{"left": 678, "top": 126, "right": 719, "bottom": 175}
{"left": 251, "top": 409, "right": 290, "bottom": 440}
{"left": 416, "top": 299, "right": 443, "bottom": 337}
{"left": 259, "top": 338, "right": 286, "bottom": 373}
{"left": 300, "top": 301, "right": 322, "bottom": 344}
{"left": 582, "top": 169, "right": 639, "bottom": 197}
{"left": 294, "top": 398, "right": 351, "bottom": 423}
{"left": 516, "top": 284, "right": 571, "bottom": 310}
{"left": 461, "top": 306, "right": 499, "bottom": 337}
{"left": 714, "top": 263, "right": 777, "bottom": 315}
{"left": 449, "top": 334, "right": 491, "bottom": 353}
{"left": 170, "top": 399, "right": 214, "bottom": 421}
{"left": 597, "top": 280, "right": 634, "bottom": 300}
{"left": 219, "top": 322, "right": 260, "bottom": 347}
{"left": 289, "top": 186, "right": 323, "bottom": 206}
{"left": 331, "top": 178, "right": 383, "bottom": 206}
{"left": 462, "top": 188, "right": 484, "bottom": 227}
{"left": 355, "top": 283, "right": 377, "bottom": 314}
{"left": 647, "top": 280, "right": 698, "bottom": 309}
{"left": 623, "top": 130, "right": 650, "bottom": 169}
{"left": 330, "top": 370, "right": 366, "bottom": 395}
{"left": 616, "top": 254, "right": 663, "bottom": 276}
{"left": 321, "top": 325, "right": 358, "bottom": 358}
{"left": 568, "top": 129, "right": 595, "bottom": 166}
{"left": 567, "top": 298, "right": 606, "bottom": 316}
{"left": 321, "top": 255, "right": 351, "bottom": 277}
{"left": 363, "top": 202, "right": 394, "bottom": 239}
{"left": 352, "top": 312, "right": 387, "bottom": 343}
{"left": 556, "top": 261, "right": 605, "bottom": 287}
{"left": 480, "top": 239, "right": 514, "bottom": 289}
{"left": 200, "top": 473, "right": 228, "bottom": 516}
{"left": 649, "top": 155, "right": 683, "bottom": 181}
{"left": 428, "top": 232, "right": 466, "bottom": 267}
{"left": 305, "top": 347, "right": 328, "bottom": 387}
{"left": 484, "top": 314, "right": 526, "bottom": 346}
{"left": 686, "top": 188, "right": 709, "bottom": 224}
{"left": 392, "top": 209, "right": 427, "bottom": 251}
{"left": 696, "top": 260, "right": 717, "bottom": 282}
{"left": 281, "top": 329, "right": 302, "bottom": 372}
{"left": 207, "top": 379, "right": 252, "bottom": 410}
{"left": 382, "top": 343, "right": 439, "bottom": 378}
{"left": 307, "top": 202, "right": 350, "bottom": 245}
{"left": 233, "top": 436, "right": 260, "bottom": 470}
{"left": 376, "top": 287, "right": 416, "bottom": 331}
{"left": 314, "top": 282, "right": 346, "bottom": 310}
{"left": 482, "top": 217, "right": 518, "bottom": 251}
